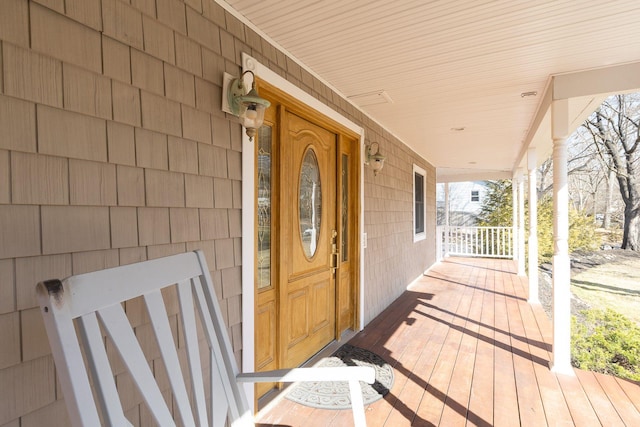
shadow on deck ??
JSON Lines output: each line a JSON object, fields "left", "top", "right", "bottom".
{"left": 256, "top": 257, "right": 640, "bottom": 426}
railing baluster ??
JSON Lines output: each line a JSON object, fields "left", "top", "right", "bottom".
{"left": 502, "top": 228, "right": 506, "bottom": 257}
{"left": 494, "top": 228, "right": 497, "bottom": 256}
{"left": 441, "top": 226, "right": 513, "bottom": 259}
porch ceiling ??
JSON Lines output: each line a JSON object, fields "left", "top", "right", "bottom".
{"left": 222, "top": 0, "right": 640, "bottom": 182}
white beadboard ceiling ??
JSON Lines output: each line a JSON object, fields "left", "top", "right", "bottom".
{"left": 223, "top": 0, "right": 640, "bottom": 181}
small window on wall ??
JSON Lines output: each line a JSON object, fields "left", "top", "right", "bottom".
{"left": 471, "top": 190, "right": 480, "bottom": 202}
{"left": 413, "top": 164, "right": 426, "bottom": 242}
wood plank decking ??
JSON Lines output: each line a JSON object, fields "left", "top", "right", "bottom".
{"left": 256, "top": 257, "right": 640, "bottom": 426}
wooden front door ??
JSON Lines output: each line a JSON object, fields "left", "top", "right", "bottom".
{"left": 279, "top": 111, "right": 337, "bottom": 367}
{"left": 254, "top": 82, "right": 360, "bottom": 402}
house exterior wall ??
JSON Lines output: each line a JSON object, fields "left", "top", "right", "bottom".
{"left": 363, "top": 136, "right": 435, "bottom": 324}
{"left": 436, "top": 181, "right": 487, "bottom": 226}
{"left": 0, "top": 0, "right": 435, "bottom": 424}
{"left": 446, "top": 181, "right": 486, "bottom": 214}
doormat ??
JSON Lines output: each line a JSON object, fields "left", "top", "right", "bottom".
{"left": 285, "top": 344, "right": 394, "bottom": 410}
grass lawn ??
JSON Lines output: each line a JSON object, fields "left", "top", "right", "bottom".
{"left": 571, "top": 256, "right": 640, "bottom": 326}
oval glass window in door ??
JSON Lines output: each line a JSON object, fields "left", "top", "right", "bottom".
{"left": 299, "top": 148, "right": 322, "bottom": 258}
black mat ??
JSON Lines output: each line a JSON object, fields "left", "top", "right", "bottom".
{"left": 284, "top": 344, "right": 394, "bottom": 410}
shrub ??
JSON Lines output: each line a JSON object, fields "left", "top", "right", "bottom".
{"left": 478, "top": 181, "right": 600, "bottom": 263}
{"left": 537, "top": 196, "right": 600, "bottom": 263}
{"left": 571, "top": 308, "right": 640, "bottom": 381}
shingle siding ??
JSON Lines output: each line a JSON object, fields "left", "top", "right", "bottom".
{"left": 0, "top": 0, "right": 435, "bottom": 424}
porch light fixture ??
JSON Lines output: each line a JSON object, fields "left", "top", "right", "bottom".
{"left": 223, "top": 70, "right": 271, "bottom": 141}
{"left": 365, "top": 142, "right": 386, "bottom": 176}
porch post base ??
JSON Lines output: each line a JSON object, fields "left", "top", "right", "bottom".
{"left": 549, "top": 360, "right": 575, "bottom": 376}
{"left": 551, "top": 251, "right": 572, "bottom": 377}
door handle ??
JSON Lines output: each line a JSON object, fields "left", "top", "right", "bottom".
{"left": 330, "top": 229, "right": 339, "bottom": 275}
{"left": 330, "top": 250, "right": 340, "bottom": 274}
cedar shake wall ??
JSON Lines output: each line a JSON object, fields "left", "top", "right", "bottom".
{"left": 362, "top": 136, "right": 436, "bottom": 325}
{"left": 0, "top": 0, "right": 435, "bottom": 424}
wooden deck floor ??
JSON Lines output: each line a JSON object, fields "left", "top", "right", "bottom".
{"left": 256, "top": 257, "right": 640, "bottom": 426}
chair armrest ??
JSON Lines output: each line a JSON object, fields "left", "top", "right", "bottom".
{"left": 239, "top": 366, "right": 375, "bottom": 427}
{"left": 236, "top": 366, "right": 375, "bottom": 384}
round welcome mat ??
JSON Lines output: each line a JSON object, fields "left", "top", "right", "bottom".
{"left": 285, "top": 344, "right": 394, "bottom": 410}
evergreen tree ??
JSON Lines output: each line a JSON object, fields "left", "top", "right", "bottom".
{"left": 477, "top": 180, "right": 513, "bottom": 227}
{"left": 478, "top": 180, "right": 599, "bottom": 264}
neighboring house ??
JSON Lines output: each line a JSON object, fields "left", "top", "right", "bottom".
{"left": 436, "top": 181, "right": 488, "bottom": 226}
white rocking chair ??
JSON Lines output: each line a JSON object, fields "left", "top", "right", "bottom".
{"left": 36, "top": 250, "right": 374, "bottom": 427}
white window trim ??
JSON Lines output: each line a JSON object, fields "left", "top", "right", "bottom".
{"left": 413, "top": 164, "right": 426, "bottom": 242}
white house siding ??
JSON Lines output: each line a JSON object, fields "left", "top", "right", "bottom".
{"left": 437, "top": 181, "right": 488, "bottom": 226}
{"left": 0, "top": 0, "right": 435, "bottom": 424}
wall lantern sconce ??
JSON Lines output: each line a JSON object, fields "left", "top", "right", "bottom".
{"left": 222, "top": 70, "right": 271, "bottom": 141}
{"left": 365, "top": 142, "right": 386, "bottom": 176}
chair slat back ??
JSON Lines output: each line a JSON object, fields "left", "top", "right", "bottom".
{"left": 37, "top": 251, "right": 249, "bottom": 427}
{"left": 176, "top": 280, "right": 209, "bottom": 426}
{"left": 76, "top": 312, "right": 131, "bottom": 426}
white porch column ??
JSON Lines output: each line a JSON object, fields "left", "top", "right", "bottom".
{"left": 517, "top": 170, "right": 526, "bottom": 276}
{"left": 444, "top": 183, "right": 450, "bottom": 257}
{"left": 528, "top": 148, "right": 540, "bottom": 304}
{"left": 551, "top": 99, "right": 574, "bottom": 375}
{"left": 512, "top": 175, "right": 518, "bottom": 260}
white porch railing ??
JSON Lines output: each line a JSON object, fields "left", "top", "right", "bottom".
{"left": 437, "top": 226, "right": 514, "bottom": 259}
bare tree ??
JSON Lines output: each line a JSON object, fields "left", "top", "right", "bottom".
{"left": 537, "top": 136, "right": 601, "bottom": 200}
{"left": 567, "top": 135, "right": 609, "bottom": 217}
{"left": 603, "top": 169, "right": 616, "bottom": 229}
{"left": 583, "top": 94, "right": 640, "bottom": 250}
{"left": 538, "top": 157, "right": 553, "bottom": 198}
{"left": 570, "top": 169, "right": 606, "bottom": 214}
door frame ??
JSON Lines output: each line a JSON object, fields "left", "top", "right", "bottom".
{"left": 240, "top": 53, "right": 366, "bottom": 409}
